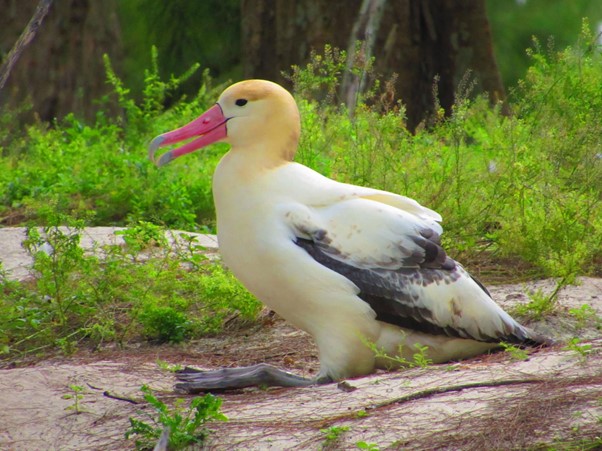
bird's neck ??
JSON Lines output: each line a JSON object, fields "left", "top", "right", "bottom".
{"left": 219, "top": 140, "right": 296, "bottom": 177}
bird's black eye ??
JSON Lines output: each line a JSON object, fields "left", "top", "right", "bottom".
{"left": 235, "top": 98, "right": 248, "bottom": 107}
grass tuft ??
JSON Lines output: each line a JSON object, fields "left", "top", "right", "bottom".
{"left": 0, "top": 219, "right": 260, "bottom": 361}
{"left": 1, "top": 27, "right": 601, "bottom": 360}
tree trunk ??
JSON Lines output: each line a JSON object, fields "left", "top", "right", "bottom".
{"left": 0, "top": 0, "right": 52, "bottom": 92}
{"left": 241, "top": 0, "right": 354, "bottom": 85}
{"left": 241, "top": 0, "right": 506, "bottom": 130}
{"left": 378, "top": 0, "right": 508, "bottom": 128}
{"left": 0, "top": 0, "right": 122, "bottom": 122}
{"left": 340, "top": 0, "right": 387, "bottom": 113}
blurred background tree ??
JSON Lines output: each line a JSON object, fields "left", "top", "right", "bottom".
{"left": 1, "top": 0, "right": 601, "bottom": 125}
{"left": 241, "top": 0, "right": 506, "bottom": 129}
{"left": 487, "top": 0, "right": 602, "bottom": 88}
{"left": 0, "top": 0, "right": 122, "bottom": 123}
{"left": 118, "top": 0, "right": 240, "bottom": 102}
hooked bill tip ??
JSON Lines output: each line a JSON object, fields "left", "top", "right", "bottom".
{"left": 157, "top": 151, "right": 174, "bottom": 167}
{"left": 148, "top": 135, "right": 166, "bottom": 164}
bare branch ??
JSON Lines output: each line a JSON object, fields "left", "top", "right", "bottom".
{"left": 0, "top": 0, "right": 53, "bottom": 93}
{"left": 341, "top": 0, "right": 387, "bottom": 113}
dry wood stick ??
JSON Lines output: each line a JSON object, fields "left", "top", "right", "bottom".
{"left": 0, "top": 0, "right": 52, "bottom": 92}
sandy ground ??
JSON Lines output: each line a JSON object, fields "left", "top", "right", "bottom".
{"left": 0, "top": 227, "right": 601, "bottom": 450}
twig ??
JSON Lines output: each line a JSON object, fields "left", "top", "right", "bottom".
{"left": 153, "top": 427, "right": 170, "bottom": 451}
{"left": 103, "top": 390, "right": 141, "bottom": 404}
{"left": 366, "top": 378, "right": 544, "bottom": 410}
{"left": 0, "top": 0, "right": 53, "bottom": 92}
{"left": 341, "top": 0, "right": 387, "bottom": 113}
{"left": 546, "top": 275, "right": 570, "bottom": 306}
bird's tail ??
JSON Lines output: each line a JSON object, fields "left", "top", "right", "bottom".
{"left": 507, "top": 324, "right": 556, "bottom": 348}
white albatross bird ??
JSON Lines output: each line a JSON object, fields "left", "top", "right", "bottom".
{"left": 149, "top": 80, "right": 548, "bottom": 393}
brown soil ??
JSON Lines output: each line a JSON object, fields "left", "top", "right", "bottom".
{"left": 1, "top": 228, "right": 601, "bottom": 450}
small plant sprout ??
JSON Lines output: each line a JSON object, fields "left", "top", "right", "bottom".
{"left": 411, "top": 344, "right": 433, "bottom": 368}
{"left": 563, "top": 337, "right": 593, "bottom": 360}
{"left": 175, "top": 232, "right": 210, "bottom": 270}
{"left": 568, "top": 304, "right": 600, "bottom": 330}
{"left": 513, "top": 287, "right": 558, "bottom": 321}
{"left": 320, "top": 425, "right": 351, "bottom": 449}
{"left": 62, "top": 384, "right": 88, "bottom": 414}
{"left": 499, "top": 342, "right": 530, "bottom": 361}
{"left": 156, "top": 359, "right": 183, "bottom": 373}
{"left": 364, "top": 337, "right": 433, "bottom": 370}
{"left": 356, "top": 441, "right": 380, "bottom": 450}
{"left": 116, "top": 221, "right": 168, "bottom": 256}
{"left": 355, "top": 409, "right": 368, "bottom": 418}
{"left": 126, "top": 385, "right": 227, "bottom": 450}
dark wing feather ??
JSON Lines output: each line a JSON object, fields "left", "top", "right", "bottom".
{"left": 295, "top": 237, "right": 535, "bottom": 344}
{"left": 295, "top": 237, "right": 490, "bottom": 341}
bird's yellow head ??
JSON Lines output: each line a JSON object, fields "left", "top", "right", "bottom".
{"left": 149, "top": 80, "right": 301, "bottom": 166}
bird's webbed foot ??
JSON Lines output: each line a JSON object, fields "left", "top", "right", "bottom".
{"left": 175, "top": 363, "right": 326, "bottom": 393}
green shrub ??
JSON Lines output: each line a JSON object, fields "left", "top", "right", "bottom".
{"left": 139, "top": 305, "right": 191, "bottom": 344}
{"left": 1, "top": 31, "right": 601, "bottom": 281}
{"left": 292, "top": 25, "right": 602, "bottom": 279}
{"left": 0, "top": 49, "right": 224, "bottom": 231}
{"left": 0, "top": 221, "right": 260, "bottom": 360}
{"left": 126, "top": 385, "right": 227, "bottom": 450}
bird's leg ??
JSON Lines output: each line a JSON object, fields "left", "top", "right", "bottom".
{"left": 175, "top": 363, "right": 331, "bottom": 393}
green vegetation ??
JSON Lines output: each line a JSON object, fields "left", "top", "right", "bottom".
{"left": 117, "top": 0, "right": 241, "bottom": 96}
{"left": 512, "top": 285, "right": 562, "bottom": 321}
{"left": 500, "top": 341, "right": 530, "bottom": 361}
{"left": 156, "top": 359, "right": 184, "bottom": 373}
{"left": 355, "top": 409, "right": 368, "bottom": 418}
{"left": 364, "top": 338, "right": 434, "bottom": 369}
{"left": 487, "top": 0, "right": 602, "bottom": 88}
{"left": 0, "top": 49, "right": 226, "bottom": 231}
{"left": 126, "top": 385, "right": 227, "bottom": 450}
{"left": 563, "top": 337, "right": 594, "bottom": 360}
{"left": 113, "top": 1, "right": 602, "bottom": 104}
{"left": 568, "top": 303, "right": 602, "bottom": 331}
{"left": 1, "top": 26, "right": 601, "bottom": 360}
{"left": 291, "top": 24, "right": 602, "bottom": 281}
{"left": 0, "top": 219, "right": 260, "bottom": 360}
{"left": 537, "top": 435, "right": 602, "bottom": 451}
{"left": 320, "top": 425, "right": 351, "bottom": 449}
{"left": 356, "top": 441, "right": 380, "bottom": 451}
{"left": 62, "top": 384, "right": 87, "bottom": 414}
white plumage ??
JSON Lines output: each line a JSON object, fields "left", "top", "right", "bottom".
{"left": 149, "top": 80, "right": 546, "bottom": 391}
